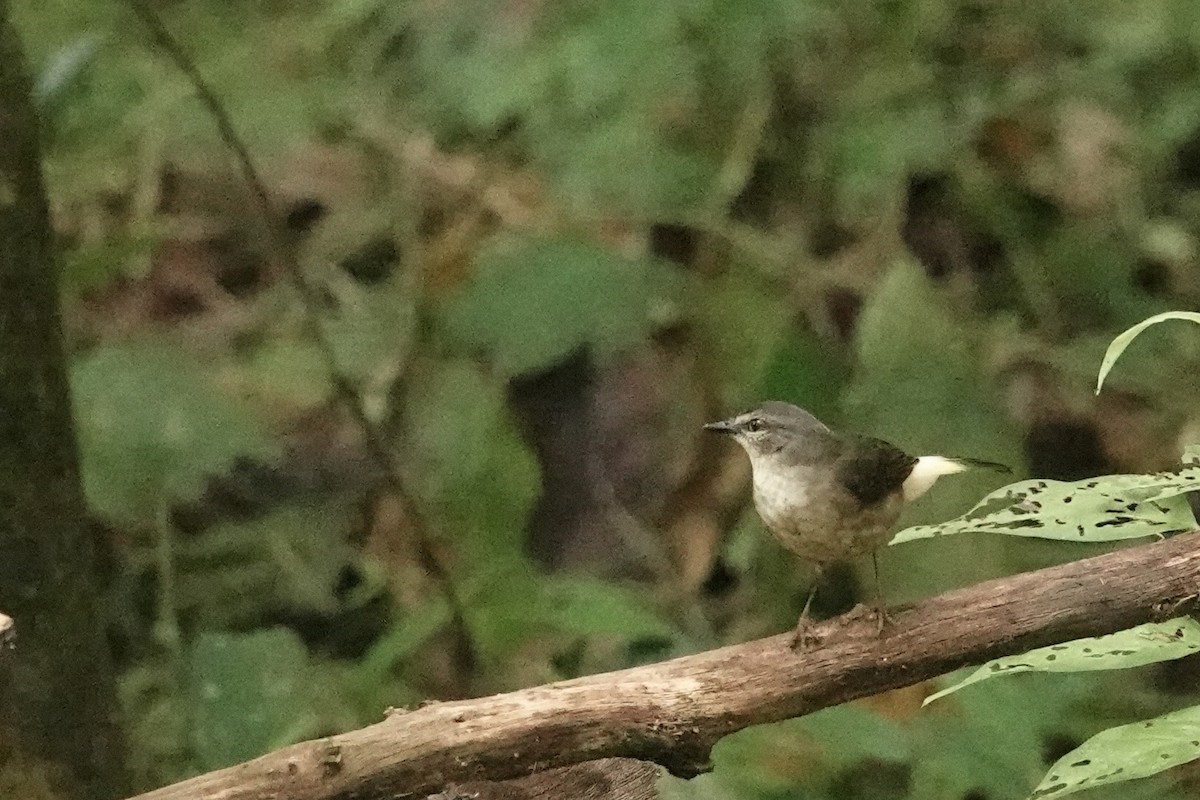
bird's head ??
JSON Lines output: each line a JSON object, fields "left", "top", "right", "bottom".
{"left": 703, "top": 402, "right": 830, "bottom": 461}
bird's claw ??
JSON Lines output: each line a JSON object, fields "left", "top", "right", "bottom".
{"left": 789, "top": 619, "right": 823, "bottom": 651}
{"left": 847, "top": 602, "right": 894, "bottom": 634}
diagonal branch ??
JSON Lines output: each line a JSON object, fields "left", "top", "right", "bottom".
{"left": 126, "top": 530, "right": 1200, "bottom": 800}
{"left": 125, "top": 0, "right": 475, "bottom": 665}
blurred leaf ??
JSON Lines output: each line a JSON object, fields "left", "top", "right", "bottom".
{"left": 59, "top": 221, "right": 161, "bottom": 295}
{"left": 241, "top": 339, "right": 332, "bottom": 409}
{"left": 405, "top": 359, "right": 539, "bottom": 558}
{"left": 443, "top": 234, "right": 679, "bottom": 378}
{"left": 1096, "top": 312, "right": 1200, "bottom": 394}
{"left": 911, "top": 676, "right": 1072, "bottom": 800}
{"left": 357, "top": 597, "right": 451, "bottom": 683}
{"left": 711, "top": 704, "right": 910, "bottom": 796}
{"left": 846, "top": 255, "right": 1021, "bottom": 607}
{"left": 1031, "top": 705, "right": 1200, "bottom": 799}
{"left": 695, "top": 270, "right": 790, "bottom": 400}
{"left": 72, "top": 342, "right": 277, "bottom": 523}
{"left": 926, "top": 618, "right": 1200, "bottom": 705}
{"left": 756, "top": 325, "right": 846, "bottom": 423}
{"left": 821, "top": 101, "right": 948, "bottom": 220}
{"left": 118, "top": 662, "right": 194, "bottom": 787}
{"left": 33, "top": 33, "right": 101, "bottom": 104}
{"left": 188, "top": 628, "right": 321, "bottom": 770}
{"left": 174, "top": 502, "right": 359, "bottom": 626}
{"left": 539, "top": 576, "right": 675, "bottom": 639}
{"left": 846, "top": 258, "right": 1019, "bottom": 466}
{"left": 462, "top": 559, "right": 549, "bottom": 656}
{"left": 892, "top": 468, "right": 1200, "bottom": 544}
{"left": 318, "top": 273, "right": 417, "bottom": 388}
{"left": 540, "top": 112, "right": 717, "bottom": 214}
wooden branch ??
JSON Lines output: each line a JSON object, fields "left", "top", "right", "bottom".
{"left": 0, "top": 611, "right": 13, "bottom": 650}
{"left": 128, "top": 531, "right": 1200, "bottom": 800}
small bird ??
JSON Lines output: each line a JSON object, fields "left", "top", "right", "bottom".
{"left": 705, "top": 401, "right": 1008, "bottom": 649}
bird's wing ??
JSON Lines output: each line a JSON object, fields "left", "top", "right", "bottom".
{"left": 834, "top": 436, "right": 918, "bottom": 507}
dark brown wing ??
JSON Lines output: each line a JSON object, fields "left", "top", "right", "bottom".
{"left": 834, "top": 435, "right": 917, "bottom": 507}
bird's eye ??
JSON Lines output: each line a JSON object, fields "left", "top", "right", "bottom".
{"left": 746, "top": 418, "right": 765, "bottom": 433}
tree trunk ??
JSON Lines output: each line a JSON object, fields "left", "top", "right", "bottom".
{"left": 0, "top": 5, "right": 128, "bottom": 798}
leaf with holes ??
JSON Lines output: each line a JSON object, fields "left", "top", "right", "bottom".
{"left": 1030, "top": 704, "right": 1200, "bottom": 799}
{"left": 1096, "top": 311, "right": 1200, "bottom": 394}
{"left": 890, "top": 467, "right": 1200, "bottom": 543}
{"left": 925, "top": 618, "right": 1200, "bottom": 705}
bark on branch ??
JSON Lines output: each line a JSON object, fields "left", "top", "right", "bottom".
{"left": 128, "top": 530, "right": 1200, "bottom": 800}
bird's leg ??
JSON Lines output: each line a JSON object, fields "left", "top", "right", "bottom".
{"left": 867, "top": 551, "right": 894, "bottom": 634}
{"left": 789, "top": 567, "right": 824, "bottom": 650}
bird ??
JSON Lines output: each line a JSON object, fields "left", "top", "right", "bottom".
{"left": 705, "top": 401, "right": 1008, "bottom": 649}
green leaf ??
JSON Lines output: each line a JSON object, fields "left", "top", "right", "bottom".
{"left": 1096, "top": 311, "right": 1200, "bottom": 394}
{"left": 911, "top": 676, "right": 1071, "bottom": 800}
{"left": 318, "top": 274, "right": 418, "bottom": 386}
{"left": 72, "top": 342, "right": 277, "bottom": 523}
{"left": 849, "top": 258, "right": 1006, "bottom": 433}
{"left": 188, "top": 629, "right": 321, "bottom": 770}
{"left": 892, "top": 467, "right": 1200, "bottom": 543}
{"left": 405, "top": 359, "right": 540, "bottom": 559}
{"left": 846, "top": 258, "right": 1021, "bottom": 521}
{"left": 357, "top": 597, "right": 451, "bottom": 683}
{"left": 694, "top": 270, "right": 790, "bottom": 398}
{"left": 539, "top": 577, "right": 675, "bottom": 639}
{"left": 709, "top": 704, "right": 910, "bottom": 796}
{"left": 242, "top": 339, "right": 332, "bottom": 409}
{"left": 443, "top": 234, "right": 680, "bottom": 378}
{"left": 173, "top": 502, "right": 360, "bottom": 627}
{"left": 926, "top": 618, "right": 1200, "bottom": 705}
{"left": 1031, "top": 704, "right": 1200, "bottom": 799}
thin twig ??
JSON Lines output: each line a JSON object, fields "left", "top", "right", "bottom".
{"left": 126, "top": 0, "right": 475, "bottom": 666}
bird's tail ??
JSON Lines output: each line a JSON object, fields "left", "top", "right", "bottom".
{"left": 903, "top": 455, "right": 1011, "bottom": 502}
{"left": 947, "top": 456, "right": 1012, "bottom": 473}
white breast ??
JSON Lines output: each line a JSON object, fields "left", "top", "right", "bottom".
{"left": 746, "top": 452, "right": 904, "bottom": 564}
{"left": 750, "top": 463, "right": 810, "bottom": 532}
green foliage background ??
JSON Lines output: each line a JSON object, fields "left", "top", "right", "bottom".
{"left": 9, "top": 0, "right": 1200, "bottom": 797}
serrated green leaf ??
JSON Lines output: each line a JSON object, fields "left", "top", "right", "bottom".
{"left": 72, "top": 342, "right": 277, "bottom": 523}
{"left": 189, "top": 629, "right": 320, "bottom": 770}
{"left": 926, "top": 618, "right": 1200, "bottom": 705}
{"left": 1096, "top": 312, "right": 1200, "bottom": 394}
{"left": 1031, "top": 704, "right": 1200, "bottom": 799}
{"left": 443, "top": 234, "right": 679, "bottom": 378}
{"left": 892, "top": 468, "right": 1200, "bottom": 543}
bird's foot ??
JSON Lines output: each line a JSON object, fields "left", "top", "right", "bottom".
{"left": 847, "top": 602, "right": 894, "bottom": 635}
{"left": 789, "top": 618, "right": 823, "bottom": 651}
